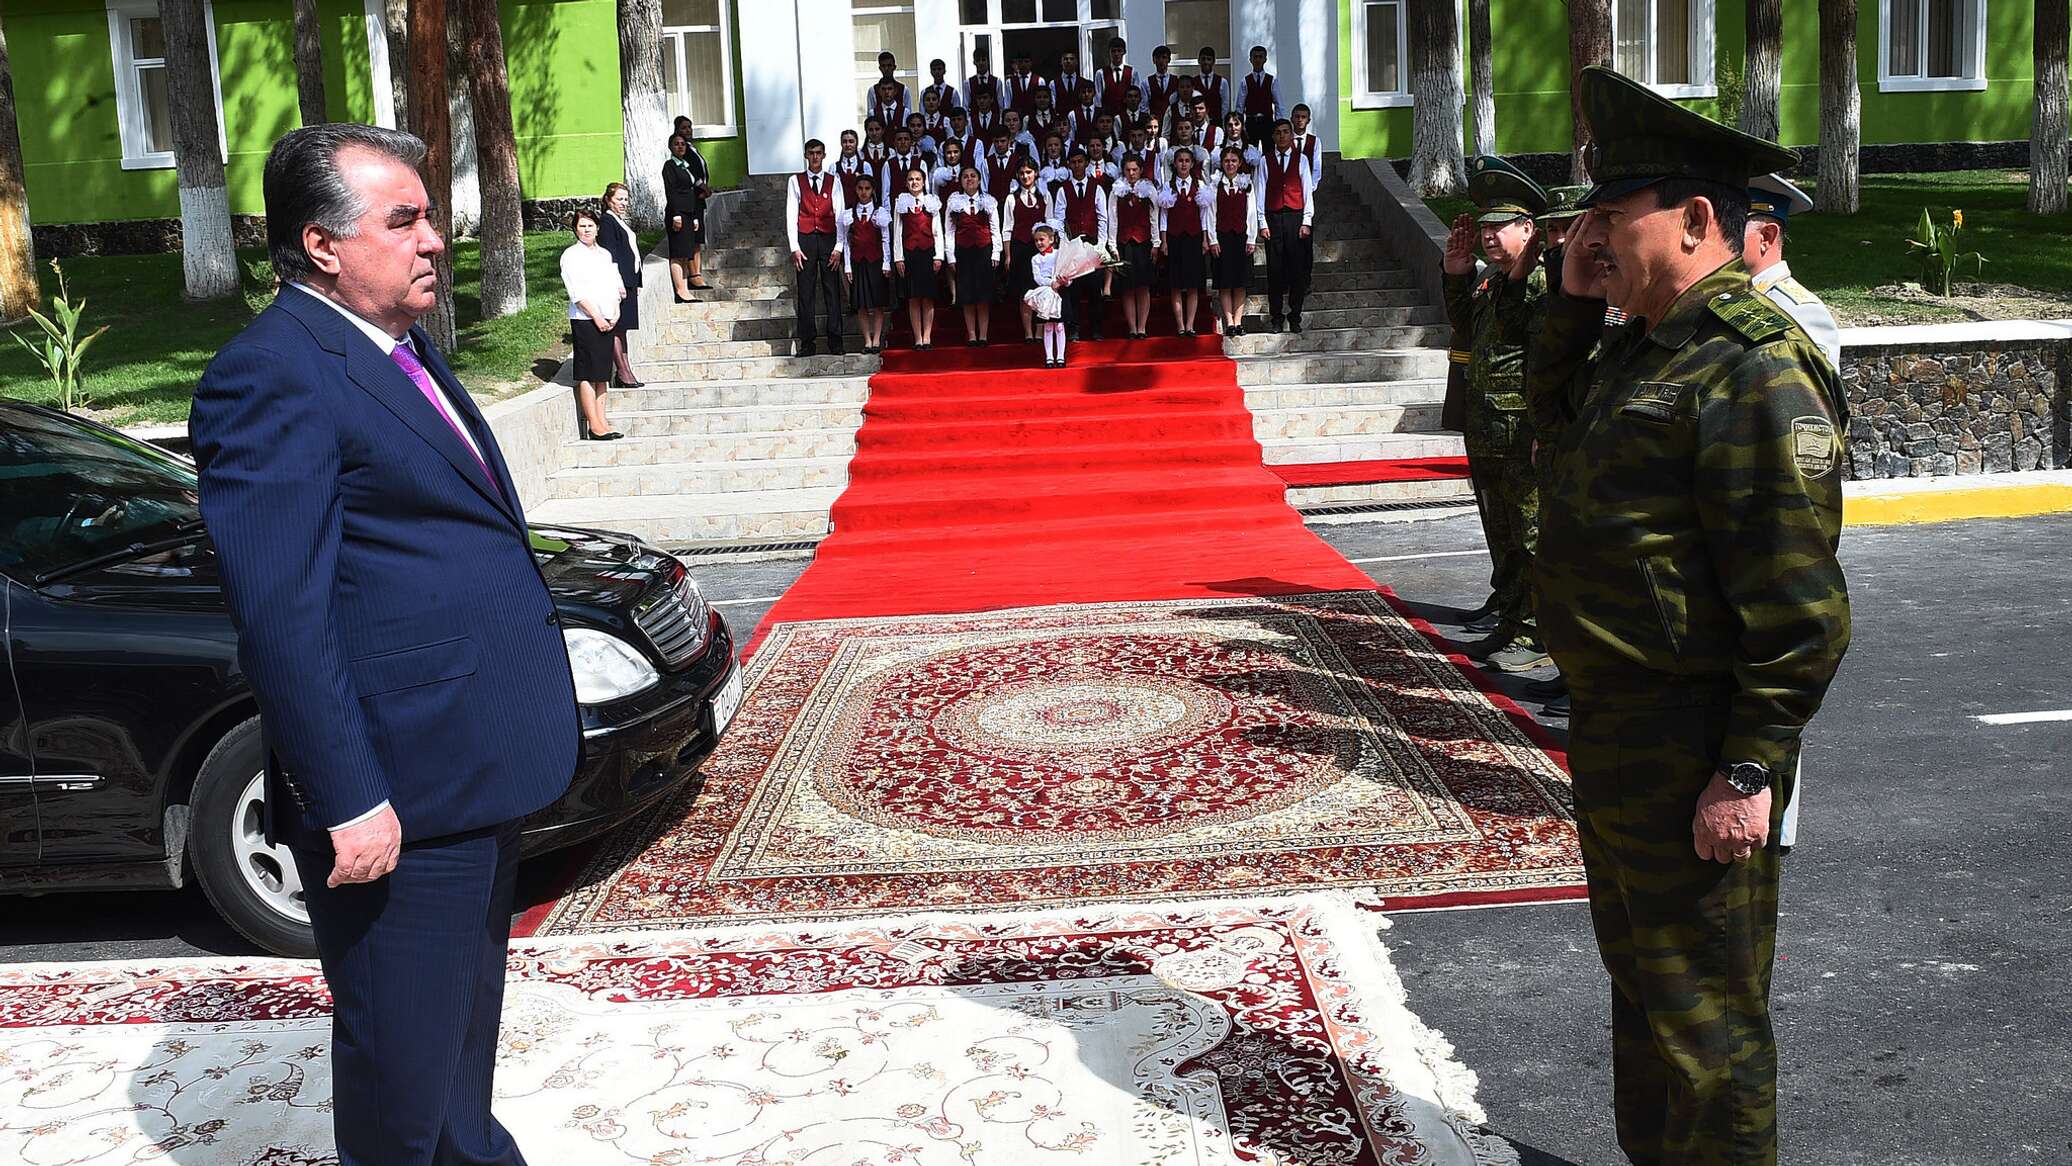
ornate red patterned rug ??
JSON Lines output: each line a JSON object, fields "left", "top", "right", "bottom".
{"left": 0, "top": 896, "right": 1516, "bottom": 1165}
{"left": 525, "top": 591, "right": 1580, "bottom": 935}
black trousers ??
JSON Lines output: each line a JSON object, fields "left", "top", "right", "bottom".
{"left": 292, "top": 821, "right": 525, "bottom": 1165}
{"left": 1244, "top": 113, "right": 1274, "bottom": 147}
{"left": 1264, "top": 208, "right": 1312, "bottom": 320}
{"left": 1064, "top": 233, "right": 1105, "bottom": 337}
{"left": 796, "top": 231, "right": 842, "bottom": 346}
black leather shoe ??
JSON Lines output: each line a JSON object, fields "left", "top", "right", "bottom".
{"left": 1289, "top": 317, "right": 1303, "bottom": 334}
{"left": 826, "top": 338, "right": 844, "bottom": 356}
{"left": 1269, "top": 316, "right": 1285, "bottom": 333}
{"left": 797, "top": 340, "right": 817, "bottom": 358}
{"left": 1460, "top": 594, "right": 1499, "bottom": 622}
{"left": 1520, "top": 674, "right": 1567, "bottom": 700}
{"left": 1543, "top": 693, "right": 1571, "bottom": 717}
{"left": 1463, "top": 610, "right": 1503, "bottom": 635}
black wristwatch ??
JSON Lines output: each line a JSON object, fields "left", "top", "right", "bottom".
{"left": 1723, "top": 762, "right": 1771, "bottom": 796}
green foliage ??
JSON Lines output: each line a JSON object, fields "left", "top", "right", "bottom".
{"left": 8, "top": 261, "right": 110, "bottom": 414}
{"left": 1713, "top": 59, "right": 1744, "bottom": 130}
{"left": 1903, "top": 206, "right": 1988, "bottom": 297}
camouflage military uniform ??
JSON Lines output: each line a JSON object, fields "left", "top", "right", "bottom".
{"left": 1446, "top": 263, "right": 1546, "bottom": 640}
{"left": 1531, "top": 256, "right": 1852, "bottom": 1166}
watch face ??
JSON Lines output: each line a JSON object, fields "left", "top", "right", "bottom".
{"left": 1728, "top": 763, "right": 1770, "bottom": 794}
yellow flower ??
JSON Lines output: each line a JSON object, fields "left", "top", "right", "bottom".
{"left": 1952, "top": 209, "right": 1964, "bottom": 228}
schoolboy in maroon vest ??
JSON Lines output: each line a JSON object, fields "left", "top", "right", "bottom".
{"left": 866, "top": 52, "right": 910, "bottom": 123}
{"left": 1006, "top": 50, "right": 1046, "bottom": 118}
{"left": 1115, "top": 85, "right": 1153, "bottom": 134}
{"left": 1239, "top": 46, "right": 1281, "bottom": 148}
{"left": 980, "top": 125, "right": 1021, "bottom": 203}
{"left": 1289, "top": 103, "right": 1321, "bottom": 170}
{"left": 1145, "top": 45, "right": 1181, "bottom": 122}
{"left": 786, "top": 139, "right": 847, "bottom": 356}
{"left": 879, "top": 128, "right": 926, "bottom": 208}
{"left": 942, "top": 108, "right": 976, "bottom": 163}
{"left": 1051, "top": 50, "right": 1084, "bottom": 115}
{"left": 1125, "top": 121, "right": 1164, "bottom": 184}
{"left": 1096, "top": 37, "right": 1135, "bottom": 115}
{"left": 964, "top": 49, "right": 1003, "bottom": 119}
{"left": 1067, "top": 82, "right": 1101, "bottom": 147}
{"left": 968, "top": 88, "right": 1003, "bottom": 139}
{"left": 1028, "top": 86, "right": 1063, "bottom": 143}
{"left": 1192, "top": 47, "right": 1228, "bottom": 121}
{"left": 833, "top": 129, "right": 869, "bottom": 209}
{"left": 869, "top": 79, "right": 908, "bottom": 139}
{"left": 1255, "top": 118, "right": 1315, "bottom": 333}
{"left": 1186, "top": 94, "right": 1220, "bottom": 154}
{"left": 921, "top": 58, "right": 958, "bottom": 118}
{"left": 1048, "top": 147, "right": 1110, "bottom": 340}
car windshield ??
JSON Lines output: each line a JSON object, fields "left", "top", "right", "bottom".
{"left": 0, "top": 405, "right": 204, "bottom": 579}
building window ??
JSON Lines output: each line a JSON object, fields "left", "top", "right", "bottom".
{"left": 1612, "top": 0, "right": 1715, "bottom": 99}
{"left": 1350, "top": 0, "right": 1408, "bottom": 109}
{"left": 1880, "top": 0, "right": 1987, "bottom": 92}
{"left": 854, "top": 0, "right": 919, "bottom": 123}
{"left": 1165, "top": 0, "right": 1232, "bottom": 87}
{"left": 106, "top": 0, "right": 226, "bottom": 170}
{"left": 662, "top": 0, "right": 737, "bottom": 137}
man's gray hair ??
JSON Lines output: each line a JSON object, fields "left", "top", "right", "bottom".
{"left": 264, "top": 123, "right": 428, "bottom": 282}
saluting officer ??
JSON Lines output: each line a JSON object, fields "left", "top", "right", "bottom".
{"left": 1444, "top": 156, "right": 1552, "bottom": 674}
{"left": 1530, "top": 67, "right": 1852, "bottom": 1166}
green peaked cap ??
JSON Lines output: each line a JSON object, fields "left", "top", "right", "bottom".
{"left": 1467, "top": 155, "right": 1549, "bottom": 223}
{"left": 1537, "top": 185, "right": 1589, "bottom": 222}
{"left": 1577, "top": 65, "right": 1800, "bottom": 206}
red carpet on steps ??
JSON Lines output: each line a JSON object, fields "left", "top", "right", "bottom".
{"left": 1270, "top": 456, "right": 1471, "bottom": 488}
{"left": 747, "top": 337, "right": 1376, "bottom": 647}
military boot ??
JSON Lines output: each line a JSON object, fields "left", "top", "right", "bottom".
{"left": 1484, "top": 637, "right": 1552, "bottom": 673}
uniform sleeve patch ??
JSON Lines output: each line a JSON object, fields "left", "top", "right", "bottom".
{"left": 1792, "top": 416, "right": 1840, "bottom": 479}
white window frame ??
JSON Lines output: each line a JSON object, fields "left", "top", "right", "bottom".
{"left": 1878, "top": 0, "right": 1988, "bottom": 93}
{"left": 663, "top": 0, "right": 739, "bottom": 138}
{"left": 107, "top": 0, "right": 228, "bottom": 171}
{"left": 1613, "top": 0, "right": 1716, "bottom": 100}
{"left": 854, "top": 1, "right": 920, "bottom": 125}
{"left": 364, "top": 0, "right": 396, "bottom": 129}
{"left": 1350, "top": 0, "right": 1410, "bottom": 109}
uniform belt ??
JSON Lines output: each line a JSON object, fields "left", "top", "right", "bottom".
{"left": 1565, "top": 676, "right": 1736, "bottom": 711}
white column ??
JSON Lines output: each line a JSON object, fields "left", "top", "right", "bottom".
{"left": 743, "top": 0, "right": 806, "bottom": 173}
{"left": 1121, "top": 0, "right": 1160, "bottom": 72}
{"left": 1279, "top": 0, "right": 1336, "bottom": 150}
{"left": 798, "top": 0, "right": 859, "bottom": 154}
{"left": 915, "top": 0, "right": 962, "bottom": 95}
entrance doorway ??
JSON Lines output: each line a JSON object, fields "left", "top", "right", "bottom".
{"left": 1003, "top": 26, "right": 1078, "bottom": 81}
{"left": 958, "top": 0, "right": 1124, "bottom": 95}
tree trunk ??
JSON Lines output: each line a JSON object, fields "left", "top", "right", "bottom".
{"left": 1741, "top": 0, "right": 1782, "bottom": 142}
{"left": 445, "top": 2, "right": 481, "bottom": 237}
{"left": 2031, "top": 0, "right": 2069, "bottom": 214}
{"left": 290, "top": 0, "right": 327, "bottom": 125}
{"left": 1567, "top": 0, "right": 1611, "bottom": 183}
{"left": 1407, "top": 0, "right": 1466, "bottom": 196}
{"left": 160, "top": 0, "right": 238, "bottom": 300}
{"left": 383, "top": 0, "right": 410, "bottom": 130}
{"left": 459, "top": 0, "right": 526, "bottom": 316}
{"left": 0, "top": 17, "right": 39, "bottom": 321}
{"left": 1468, "top": 0, "right": 1495, "bottom": 156}
{"left": 619, "top": 0, "right": 669, "bottom": 232}
{"left": 408, "top": 0, "right": 456, "bottom": 350}
{"left": 1816, "top": 0, "right": 1860, "bottom": 213}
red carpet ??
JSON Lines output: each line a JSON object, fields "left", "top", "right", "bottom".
{"left": 748, "top": 337, "right": 1375, "bottom": 648}
{"left": 1271, "top": 456, "right": 1471, "bottom": 488}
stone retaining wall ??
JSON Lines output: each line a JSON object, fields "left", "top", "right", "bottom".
{"left": 1840, "top": 334, "right": 2070, "bottom": 478}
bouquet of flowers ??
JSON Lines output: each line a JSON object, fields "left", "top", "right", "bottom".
{"left": 1052, "top": 237, "right": 1116, "bottom": 283}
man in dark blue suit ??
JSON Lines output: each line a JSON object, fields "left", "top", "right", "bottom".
{"left": 189, "top": 123, "right": 581, "bottom": 1165}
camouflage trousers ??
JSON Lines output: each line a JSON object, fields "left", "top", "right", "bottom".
{"left": 1568, "top": 692, "right": 1792, "bottom": 1166}
{"left": 1466, "top": 451, "right": 1539, "bottom": 638}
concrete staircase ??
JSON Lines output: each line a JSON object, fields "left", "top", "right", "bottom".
{"left": 526, "top": 161, "right": 1467, "bottom": 545}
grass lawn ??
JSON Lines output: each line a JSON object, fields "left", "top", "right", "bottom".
{"left": 1425, "top": 169, "right": 2072, "bottom": 325}
{"left": 0, "top": 230, "right": 621, "bottom": 427}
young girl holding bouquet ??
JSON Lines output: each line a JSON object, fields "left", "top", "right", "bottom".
{"left": 891, "top": 166, "right": 945, "bottom": 350}
{"left": 1025, "top": 224, "right": 1070, "bottom": 368}
{"left": 840, "top": 172, "right": 893, "bottom": 354}
{"left": 1157, "top": 146, "right": 1214, "bottom": 336}
{"left": 1209, "top": 146, "right": 1258, "bottom": 337}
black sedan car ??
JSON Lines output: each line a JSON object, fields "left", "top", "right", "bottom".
{"left": 0, "top": 400, "right": 741, "bottom": 955}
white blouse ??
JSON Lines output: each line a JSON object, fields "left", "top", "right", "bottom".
{"left": 944, "top": 192, "right": 1003, "bottom": 263}
{"left": 559, "top": 241, "right": 623, "bottom": 322}
{"left": 837, "top": 205, "right": 892, "bottom": 274}
{"left": 890, "top": 192, "right": 946, "bottom": 261}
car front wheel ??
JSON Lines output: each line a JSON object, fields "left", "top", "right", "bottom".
{"left": 187, "top": 717, "right": 318, "bottom": 957}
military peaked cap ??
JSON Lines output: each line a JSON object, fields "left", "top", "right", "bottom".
{"left": 1467, "top": 155, "right": 1549, "bottom": 223}
{"left": 1537, "top": 185, "right": 1589, "bottom": 223}
{"left": 1747, "top": 172, "right": 1815, "bottom": 221}
{"left": 1577, "top": 65, "right": 1799, "bottom": 206}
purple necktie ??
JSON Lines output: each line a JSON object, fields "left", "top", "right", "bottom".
{"left": 389, "top": 341, "right": 503, "bottom": 499}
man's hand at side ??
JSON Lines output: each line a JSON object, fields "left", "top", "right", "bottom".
{"left": 328, "top": 804, "right": 402, "bottom": 886}
{"left": 1692, "top": 774, "right": 1770, "bottom": 864}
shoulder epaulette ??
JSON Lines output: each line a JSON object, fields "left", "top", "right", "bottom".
{"left": 1706, "top": 289, "right": 1791, "bottom": 344}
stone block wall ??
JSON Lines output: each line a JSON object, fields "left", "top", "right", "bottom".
{"left": 1842, "top": 339, "right": 2069, "bottom": 478}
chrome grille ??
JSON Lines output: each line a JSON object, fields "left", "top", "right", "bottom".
{"left": 632, "top": 563, "right": 708, "bottom": 668}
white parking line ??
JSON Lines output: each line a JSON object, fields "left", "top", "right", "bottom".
{"left": 1974, "top": 709, "right": 2072, "bottom": 726}
{"left": 1346, "top": 549, "right": 1488, "bottom": 564}
{"left": 712, "top": 596, "right": 784, "bottom": 607}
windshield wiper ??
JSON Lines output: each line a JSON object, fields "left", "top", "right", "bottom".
{"left": 32, "top": 518, "right": 210, "bottom": 586}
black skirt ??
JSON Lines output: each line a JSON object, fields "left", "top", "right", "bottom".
{"left": 1166, "top": 232, "right": 1206, "bottom": 289}
{"left": 1212, "top": 231, "right": 1253, "bottom": 290}
{"left": 1007, "top": 239, "right": 1038, "bottom": 297}
{"left": 900, "top": 249, "right": 940, "bottom": 301}
{"left": 1115, "top": 240, "right": 1155, "bottom": 290}
{"left": 954, "top": 246, "right": 996, "bottom": 304}
{"left": 617, "top": 287, "right": 641, "bottom": 333}
{"left": 570, "top": 314, "right": 615, "bottom": 382}
{"left": 665, "top": 210, "right": 703, "bottom": 259}
{"left": 850, "top": 261, "right": 892, "bottom": 311}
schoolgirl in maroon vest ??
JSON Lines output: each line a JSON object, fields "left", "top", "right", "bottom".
{"left": 1001, "top": 159, "right": 1048, "bottom": 342}
{"left": 833, "top": 130, "right": 868, "bottom": 209}
{"left": 945, "top": 165, "right": 1001, "bottom": 345}
{"left": 891, "top": 166, "right": 944, "bottom": 349}
{"left": 1208, "top": 145, "right": 1258, "bottom": 337}
{"left": 930, "top": 139, "right": 967, "bottom": 202}
{"left": 840, "top": 172, "right": 893, "bottom": 354}
{"left": 1156, "top": 146, "right": 1216, "bottom": 335}
{"left": 1109, "top": 155, "right": 1161, "bottom": 339}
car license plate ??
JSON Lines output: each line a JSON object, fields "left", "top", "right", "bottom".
{"left": 712, "top": 666, "right": 744, "bottom": 734}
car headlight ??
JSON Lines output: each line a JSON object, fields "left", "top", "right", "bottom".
{"left": 562, "top": 627, "right": 660, "bottom": 704}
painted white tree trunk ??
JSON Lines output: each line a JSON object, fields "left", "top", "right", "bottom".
{"left": 446, "top": 2, "right": 481, "bottom": 238}
{"left": 619, "top": 0, "right": 670, "bottom": 232}
{"left": 2030, "top": 0, "right": 2069, "bottom": 214}
{"left": 160, "top": 0, "right": 238, "bottom": 300}
{"left": 1816, "top": 0, "right": 1860, "bottom": 214}
{"left": 460, "top": 0, "right": 527, "bottom": 316}
{"left": 1468, "top": 0, "right": 1495, "bottom": 157}
{"left": 1741, "top": 0, "right": 1782, "bottom": 142}
{"left": 1407, "top": 0, "right": 1466, "bottom": 196}
{"left": 383, "top": 0, "right": 410, "bottom": 130}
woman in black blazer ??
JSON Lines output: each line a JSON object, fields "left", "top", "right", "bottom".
{"left": 663, "top": 129, "right": 711, "bottom": 299}
{"left": 597, "top": 182, "right": 646, "bottom": 388}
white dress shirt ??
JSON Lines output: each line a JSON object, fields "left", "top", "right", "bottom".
{"left": 784, "top": 168, "right": 849, "bottom": 255}
{"left": 1255, "top": 148, "right": 1317, "bottom": 228}
{"left": 1049, "top": 177, "right": 1112, "bottom": 242}
{"left": 559, "top": 240, "right": 625, "bottom": 323}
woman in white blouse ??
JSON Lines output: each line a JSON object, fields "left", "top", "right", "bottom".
{"left": 560, "top": 208, "right": 625, "bottom": 440}
{"left": 890, "top": 166, "right": 946, "bottom": 350}
{"left": 944, "top": 165, "right": 1002, "bottom": 346}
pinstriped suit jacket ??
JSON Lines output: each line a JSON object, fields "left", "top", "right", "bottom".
{"left": 189, "top": 287, "right": 581, "bottom": 847}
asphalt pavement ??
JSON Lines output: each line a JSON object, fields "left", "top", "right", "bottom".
{"left": 6, "top": 511, "right": 2067, "bottom": 1164}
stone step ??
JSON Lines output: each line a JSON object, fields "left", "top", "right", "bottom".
{"left": 668, "top": 259, "right": 1415, "bottom": 294}
{"left": 561, "top": 427, "right": 860, "bottom": 468}
{"left": 696, "top": 235, "right": 1399, "bottom": 270}
{"left": 603, "top": 402, "right": 865, "bottom": 437}
{"left": 527, "top": 488, "right": 839, "bottom": 545}
{"left": 1229, "top": 323, "right": 1452, "bottom": 356}
{"left": 655, "top": 285, "right": 1426, "bottom": 327}
{"left": 1235, "top": 349, "right": 1451, "bottom": 386}
{"left": 546, "top": 455, "right": 852, "bottom": 499}
{"left": 594, "top": 378, "right": 872, "bottom": 411}
{"left": 1261, "top": 431, "right": 1468, "bottom": 463}
{"left": 639, "top": 352, "right": 882, "bottom": 382}
{"left": 1253, "top": 401, "right": 1449, "bottom": 440}
{"left": 1242, "top": 378, "right": 1447, "bottom": 411}
{"left": 650, "top": 301, "right": 1444, "bottom": 345}
{"left": 1287, "top": 477, "right": 1477, "bottom": 508}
